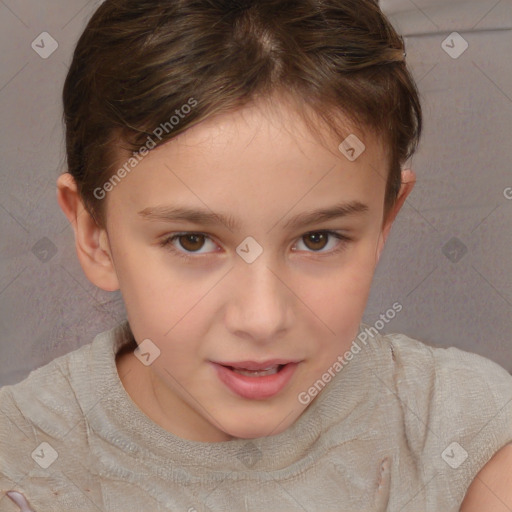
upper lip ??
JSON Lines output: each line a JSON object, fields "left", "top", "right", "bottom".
{"left": 213, "top": 359, "right": 299, "bottom": 370}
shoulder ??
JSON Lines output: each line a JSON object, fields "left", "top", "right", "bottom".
{"left": 0, "top": 323, "right": 131, "bottom": 508}
{"left": 377, "top": 330, "right": 512, "bottom": 506}
{"left": 0, "top": 341, "right": 93, "bottom": 500}
{"left": 379, "top": 330, "right": 512, "bottom": 410}
{"left": 0, "top": 338, "right": 94, "bottom": 429}
{"left": 381, "top": 330, "right": 512, "bottom": 441}
{"left": 361, "top": 328, "right": 512, "bottom": 419}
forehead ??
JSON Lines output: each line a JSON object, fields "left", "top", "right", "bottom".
{"left": 167, "top": 97, "right": 387, "bottom": 163}
{"left": 107, "top": 98, "right": 389, "bottom": 225}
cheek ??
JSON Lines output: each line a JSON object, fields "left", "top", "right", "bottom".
{"left": 308, "top": 240, "right": 378, "bottom": 344}
{"left": 328, "top": 238, "right": 378, "bottom": 298}
{"left": 115, "top": 249, "right": 219, "bottom": 361}
{"left": 108, "top": 239, "right": 182, "bottom": 334}
{"left": 348, "top": 243, "right": 379, "bottom": 310}
{"left": 154, "top": 336, "right": 201, "bottom": 377}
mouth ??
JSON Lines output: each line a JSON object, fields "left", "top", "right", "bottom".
{"left": 210, "top": 360, "right": 299, "bottom": 400}
{"left": 228, "top": 364, "right": 284, "bottom": 377}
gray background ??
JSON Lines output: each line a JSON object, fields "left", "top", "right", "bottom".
{"left": 0, "top": 0, "right": 511, "bottom": 386}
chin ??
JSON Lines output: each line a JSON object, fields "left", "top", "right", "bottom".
{"left": 227, "top": 426, "right": 282, "bottom": 440}
{"left": 221, "top": 411, "right": 297, "bottom": 440}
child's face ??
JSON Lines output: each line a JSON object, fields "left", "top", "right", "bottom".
{"left": 95, "top": 98, "right": 405, "bottom": 442}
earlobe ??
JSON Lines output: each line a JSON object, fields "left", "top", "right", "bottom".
{"left": 56, "top": 173, "right": 120, "bottom": 292}
{"left": 375, "top": 168, "right": 416, "bottom": 264}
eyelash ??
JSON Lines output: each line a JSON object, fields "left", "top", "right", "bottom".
{"left": 158, "top": 230, "right": 352, "bottom": 262}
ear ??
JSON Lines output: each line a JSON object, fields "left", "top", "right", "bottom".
{"left": 56, "top": 173, "right": 120, "bottom": 292}
{"left": 375, "top": 168, "right": 416, "bottom": 264}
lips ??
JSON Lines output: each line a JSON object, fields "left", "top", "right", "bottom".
{"left": 210, "top": 359, "right": 299, "bottom": 400}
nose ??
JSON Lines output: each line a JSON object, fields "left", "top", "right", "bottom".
{"left": 224, "top": 256, "right": 292, "bottom": 343}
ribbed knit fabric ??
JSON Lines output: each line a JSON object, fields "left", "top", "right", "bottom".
{"left": 1, "top": 321, "right": 512, "bottom": 511}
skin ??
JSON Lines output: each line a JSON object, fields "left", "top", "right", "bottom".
{"left": 460, "top": 443, "right": 512, "bottom": 511}
{"left": 57, "top": 96, "right": 415, "bottom": 443}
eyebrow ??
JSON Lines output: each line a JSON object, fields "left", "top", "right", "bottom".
{"left": 137, "top": 201, "right": 369, "bottom": 231}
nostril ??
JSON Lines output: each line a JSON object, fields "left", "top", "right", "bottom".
{"left": 6, "top": 491, "right": 36, "bottom": 512}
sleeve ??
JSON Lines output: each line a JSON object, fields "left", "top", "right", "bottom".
{"left": 389, "top": 333, "right": 512, "bottom": 510}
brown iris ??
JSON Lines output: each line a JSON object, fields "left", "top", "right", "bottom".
{"left": 178, "top": 234, "right": 206, "bottom": 252}
{"left": 302, "top": 232, "right": 328, "bottom": 251}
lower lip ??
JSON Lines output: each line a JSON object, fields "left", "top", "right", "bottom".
{"left": 211, "top": 362, "right": 298, "bottom": 400}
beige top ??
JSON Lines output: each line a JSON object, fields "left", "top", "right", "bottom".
{"left": 1, "top": 321, "right": 512, "bottom": 511}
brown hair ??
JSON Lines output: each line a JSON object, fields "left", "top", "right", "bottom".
{"left": 63, "top": 0, "right": 422, "bottom": 227}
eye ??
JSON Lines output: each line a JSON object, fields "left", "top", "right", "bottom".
{"left": 293, "top": 230, "right": 350, "bottom": 254}
{"left": 159, "top": 232, "right": 218, "bottom": 259}
{"left": 159, "top": 230, "right": 351, "bottom": 261}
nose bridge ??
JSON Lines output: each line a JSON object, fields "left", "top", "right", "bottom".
{"left": 225, "top": 250, "right": 291, "bottom": 341}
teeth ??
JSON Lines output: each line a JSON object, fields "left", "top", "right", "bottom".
{"left": 231, "top": 365, "right": 281, "bottom": 377}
